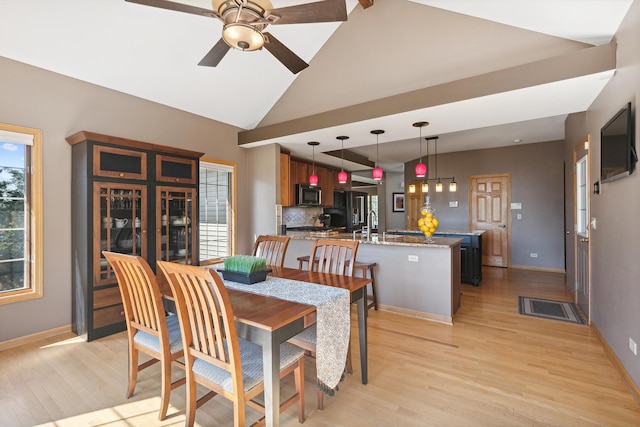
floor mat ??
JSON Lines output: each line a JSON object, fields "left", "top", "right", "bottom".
{"left": 518, "top": 296, "right": 586, "bottom": 324}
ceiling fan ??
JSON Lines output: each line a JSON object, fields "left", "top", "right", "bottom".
{"left": 125, "top": 0, "right": 349, "bottom": 74}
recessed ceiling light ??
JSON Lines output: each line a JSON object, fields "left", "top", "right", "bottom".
{"left": 513, "top": 139, "right": 522, "bottom": 143}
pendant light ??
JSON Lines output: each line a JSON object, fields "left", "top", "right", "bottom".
{"left": 371, "top": 129, "right": 385, "bottom": 181}
{"left": 308, "top": 141, "right": 319, "bottom": 186}
{"left": 413, "top": 121, "right": 429, "bottom": 178}
{"left": 337, "top": 136, "right": 349, "bottom": 184}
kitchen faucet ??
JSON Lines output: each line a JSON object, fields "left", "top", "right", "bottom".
{"left": 365, "top": 210, "right": 377, "bottom": 239}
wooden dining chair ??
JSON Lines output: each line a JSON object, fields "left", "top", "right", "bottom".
{"left": 288, "top": 238, "right": 359, "bottom": 410}
{"left": 156, "top": 261, "right": 305, "bottom": 427}
{"left": 252, "top": 235, "right": 291, "bottom": 268}
{"left": 102, "top": 251, "right": 185, "bottom": 421}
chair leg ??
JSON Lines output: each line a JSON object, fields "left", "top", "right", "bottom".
{"left": 158, "top": 355, "right": 172, "bottom": 420}
{"left": 295, "top": 359, "right": 305, "bottom": 423}
{"left": 185, "top": 370, "right": 198, "bottom": 427}
{"left": 126, "top": 346, "right": 139, "bottom": 398}
{"left": 369, "top": 265, "right": 378, "bottom": 310}
{"left": 317, "top": 388, "right": 324, "bottom": 410}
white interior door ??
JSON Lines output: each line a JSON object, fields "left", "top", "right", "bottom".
{"left": 574, "top": 136, "right": 590, "bottom": 321}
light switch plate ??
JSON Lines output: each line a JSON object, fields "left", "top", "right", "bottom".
{"left": 449, "top": 201, "right": 458, "bottom": 208}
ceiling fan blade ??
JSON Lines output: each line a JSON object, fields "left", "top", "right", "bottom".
{"left": 125, "top": 0, "right": 218, "bottom": 19}
{"left": 263, "top": 32, "right": 309, "bottom": 74}
{"left": 198, "top": 39, "right": 231, "bottom": 67}
{"left": 266, "top": 0, "right": 347, "bottom": 25}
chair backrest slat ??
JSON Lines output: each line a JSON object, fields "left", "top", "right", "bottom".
{"left": 310, "top": 239, "right": 359, "bottom": 277}
{"left": 103, "top": 252, "right": 166, "bottom": 339}
{"left": 253, "top": 235, "right": 291, "bottom": 268}
{"left": 157, "top": 262, "right": 243, "bottom": 394}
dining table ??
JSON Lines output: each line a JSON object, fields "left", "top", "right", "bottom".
{"left": 158, "top": 265, "right": 371, "bottom": 427}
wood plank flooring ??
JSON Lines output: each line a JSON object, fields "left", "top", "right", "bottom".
{"left": 2, "top": 267, "right": 639, "bottom": 426}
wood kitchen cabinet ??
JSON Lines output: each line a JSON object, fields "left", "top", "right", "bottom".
{"left": 280, "top": 152, "right": 291, "bottom": 206}
{"left": 284, "top": 156, "right": 343, "bottom": 206}
{"left": 67, "top": 131, "right": 203, "bottom": 341}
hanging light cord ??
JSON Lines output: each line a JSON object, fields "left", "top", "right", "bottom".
{"left": 341, "top": 139, "right": 345, "bottom": 170}
{"left": 419, "top": 127, "right": 423, "bottom": 163}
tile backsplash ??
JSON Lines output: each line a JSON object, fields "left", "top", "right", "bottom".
{"left": 282, "top": 207, "right": 323, "bottom": 227}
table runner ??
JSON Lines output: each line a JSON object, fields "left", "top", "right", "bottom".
{"left": 216, "top": 273, "right": 350, "bottom": 391}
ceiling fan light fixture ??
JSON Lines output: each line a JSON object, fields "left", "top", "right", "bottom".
{"left": 223, "top": 23, "right": 264, "bottom": 51}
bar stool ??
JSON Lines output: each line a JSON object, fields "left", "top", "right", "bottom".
{"left": 297, "top": 255, "right": 378, "bottom": 310}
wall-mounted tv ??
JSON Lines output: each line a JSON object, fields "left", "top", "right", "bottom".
{"left": 601, "top": 102, "right": 636, "bottom": 183}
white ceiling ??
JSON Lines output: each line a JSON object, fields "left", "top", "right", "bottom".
{"left": 0, "top": 0, "right": 634, "bottom": 174}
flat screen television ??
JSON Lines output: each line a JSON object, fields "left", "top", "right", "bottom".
{"left": 601, "top": 102, "right": 636, "bottom": 183}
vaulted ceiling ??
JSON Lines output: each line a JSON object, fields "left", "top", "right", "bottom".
{"left": 0, "top": 0, "right": 633, "bottom": 173}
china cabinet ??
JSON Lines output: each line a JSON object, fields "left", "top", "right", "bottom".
{"left": 67, "top": 131, "right": 203, "bottom": 341}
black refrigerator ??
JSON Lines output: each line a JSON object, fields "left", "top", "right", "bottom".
{"left": 325, "top": 190, "right": 368, "bottom": 232}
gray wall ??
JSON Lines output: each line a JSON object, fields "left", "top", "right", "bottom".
{"left": 579, "top": 0, "right": 640, "bottom": 388}
{"left": 0, "top": 56, "right": 249, "bottom": 342}
{"left": 405, "top": 141, "right": 566, "bottom": 270}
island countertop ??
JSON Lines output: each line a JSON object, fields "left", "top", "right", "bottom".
{"left": 387, "top": 229, "right": 486, "bottom": 236}
{"left": 285, "top": 231, "right": 463, "bottom": 249}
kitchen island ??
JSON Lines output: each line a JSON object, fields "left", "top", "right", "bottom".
{"left": 388, "top": 229, "right": 484, "bottom": 286}
{"left": 282, "top": 232, "right": 462, "bottom": 324}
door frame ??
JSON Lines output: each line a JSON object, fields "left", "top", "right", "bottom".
{"left": 573, "top": 135, "right": 591, "bottom": 322}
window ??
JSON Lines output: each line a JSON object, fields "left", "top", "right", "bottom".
{"left": 0, "top": 124, "right": 43, "bottom": 305}
{"left": 199, "top": 159, "right": 235, "bottom": 264}
{"left": 576, "top": 154, "right": 588, "bottom": 236}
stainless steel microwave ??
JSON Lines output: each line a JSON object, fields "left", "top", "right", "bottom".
{"left": 296, "top": 184, "right": 322, "bottom": 206}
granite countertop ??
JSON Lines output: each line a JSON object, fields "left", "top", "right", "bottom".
{"left": 387, "top": 229, "right": 486, "bottom": 236}
{"left": 285, "top": 231, "right": 462, "bottom": 249}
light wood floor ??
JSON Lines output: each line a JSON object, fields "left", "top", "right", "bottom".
{"left": 2, "top": 267, "right": 639, "bottom": 426}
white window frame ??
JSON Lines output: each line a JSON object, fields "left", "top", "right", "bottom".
{"left": 0, "top": 123, "right": 43, "bottom": 306}
{"left": 199, "top": 158, "right": 236, "bottom": 264}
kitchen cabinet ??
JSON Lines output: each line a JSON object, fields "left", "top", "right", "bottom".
{"left": 319, "top": 165, "right": 334, "bottom": 206}
{"left": 280, "top": 152, "right": 291, "bottom": 206}
{"left": 67, "top": 131, "right": 203, "bottom": 341}
{"left": 284, "top": 156, "right": 343, "bottom": 206}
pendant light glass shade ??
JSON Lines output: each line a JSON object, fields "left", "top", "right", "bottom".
{"left": 449, "top": 179, "right": 457, "bottom": 192}
{"left": 408, "top": 184, "right": 416, "bottom": 193}
{"left": 435, "top": 180, "right": 443, "bottom": 192}
{"left": 308, "top": 141, "right": 319, "bottom": 186}
{"left": 422, "top": 183, "right": 429, "bottom": 193}
{"left": 413, "top": 121, "right": 429, "bottom": 178}
{"left": 337, "top": 136, "right": 349, "bottom": 184}
{"left": 372, "top": 167, "right": 383, "bottom": 181}
{"left": 371, "top": 129, "right": 385, "bottom": 181}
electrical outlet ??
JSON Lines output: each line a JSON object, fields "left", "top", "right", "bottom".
{"left": 630, "top": 338, "right": 637, "bottom": 355}
{"left": 408, "top": 255, "right": 419, "bottom": 262}
{"left": 530, "top": 253, "right": 538, "bottom": 258}
{"left": 516, "top": 213, "right": 522, "bottom": 220}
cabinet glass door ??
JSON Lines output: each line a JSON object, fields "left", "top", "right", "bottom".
{"left": 157, "top": 186, "right": 196, "bottom": 265}
{"left": 94, "top": 183, "right": 147, "bottom": 285}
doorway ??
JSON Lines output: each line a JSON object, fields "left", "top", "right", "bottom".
{"left": 574, "top": 136, "right": 590, "bottom": 321}
{"left": 470, "top": 174, "right": 510, "bottom": 267}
